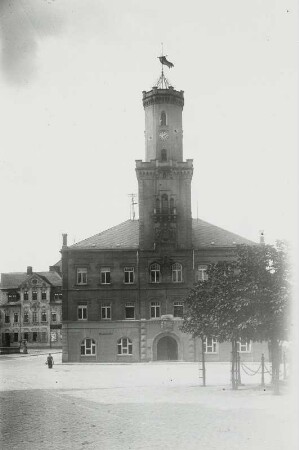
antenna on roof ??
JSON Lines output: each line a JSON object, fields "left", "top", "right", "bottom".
{"left": 128, "top": 194, "right": 137, "bottom": 220}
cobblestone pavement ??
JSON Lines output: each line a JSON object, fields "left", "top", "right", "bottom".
{"left": 0, "top": 352, "right": 296, "bottom": 450}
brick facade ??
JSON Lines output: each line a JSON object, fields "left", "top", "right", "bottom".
{"left": 61, "top": 83, "right": 269, "bottom": 363}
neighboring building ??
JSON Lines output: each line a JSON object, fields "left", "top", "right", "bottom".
{"left": 0, "top": 265, "right": 62, "bottom": 348}
{"left": 61, "top": 74, "right": 268, "bottom": 363}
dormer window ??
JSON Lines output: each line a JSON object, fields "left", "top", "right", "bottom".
{"left": 160, "top": 111, "right": 167, "bottom": 126}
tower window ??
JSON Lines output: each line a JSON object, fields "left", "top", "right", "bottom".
{"left": 161, "top": 149, "right": 167, "bottom": 162}
{"left": 161, "top": 194, "right": 168, "bottom": 213}
{"left": 160, "top": 111, "right": 167, "bottom": 126}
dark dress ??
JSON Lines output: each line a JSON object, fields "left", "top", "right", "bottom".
{"left": 47, "top": 356, "right": 53, "bottom": 368}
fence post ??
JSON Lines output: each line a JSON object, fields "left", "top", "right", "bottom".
{"left": 283, "top": 352, "right": 287, "bottom": 380}
{"left": 261, "top": 353, "right": 265, "bottom": 387}
{"left": 237, "top": 352, "right": 242, "bottom": 386}
{"left": 201, "top": 338, "right": 206, "bottom": 387}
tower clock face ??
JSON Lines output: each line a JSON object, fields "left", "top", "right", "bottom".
{"left": 159, "top": 131, "right": 169, "bottom": 141}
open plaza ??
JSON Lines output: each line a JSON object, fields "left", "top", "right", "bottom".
{"left": 0, "top": 350, "right": 296, "bottom": 450}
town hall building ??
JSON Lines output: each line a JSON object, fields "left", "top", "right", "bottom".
{"left": 61, "top": 71, "right": 268, "bottom": 363}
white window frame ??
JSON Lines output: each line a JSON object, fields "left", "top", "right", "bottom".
{"left": 100, "top": 268, "right": 111, "bottom": 284}
{"left": 78, "top": 305, "right": 87, "bottom": 320}
{"left": 124, "top": 267, "right": 134, "bottom": 284}
{"left": 173, "top": 301, "right": 184, "bottom": 318}
{"left": 150, "top": 301, "right": 161, "bottom": 319}
{"left": 237, "top": 339, "right": 251, "bottom": 353}
{"left": 172, "top": 263, "right": 183, "bottom": 283}
{"left": 125, "top": 302, "right": 135, "bottom": 320}
{"left": 77, "top": 268, "right": 87, "bottom": 285}
{"left": 197, "top": 265, "right": 208, "bottom": 282}
{"left": 117, "top": 337, "right": 133, "bottom": 355}
{"left": 101, "top": 303, "right": 111, "bottom": 320}
{"left": 81, "top": 338, "right": 96, "bottom": 356}
{"left": 150, "top": 263, "right": 161, "bottom": 283}
{"left": 204, "top": 337, "right": 218, "bottom": 354}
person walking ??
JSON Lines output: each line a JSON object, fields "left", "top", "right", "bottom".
{"left": 46, "top": 353, "right": 54, "bottom": 369}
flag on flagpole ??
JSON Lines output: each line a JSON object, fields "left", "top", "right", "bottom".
{"left": 158, "top": 56, "right": 174, "bottom": 68}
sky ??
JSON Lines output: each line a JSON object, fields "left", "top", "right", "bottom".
{"left": 0, "top": 0, "right": 297, "bottom": 274}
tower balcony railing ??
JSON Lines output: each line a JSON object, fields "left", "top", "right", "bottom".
{"left": 153, "top": 208, "right": 177, "bottom": 222}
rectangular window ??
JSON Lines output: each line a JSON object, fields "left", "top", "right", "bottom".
{"left": 24, "top": 312, "right": 29, "bottom": 323}
{"left": 237, "top": 339, "right": 251, "bottom": 353}
{"left": 41, "top": 312, "right": 47, "bottom": 322}
{"left": 197, "top": 265, "right": 208, "bottom": 282}
{"left": 100, "top": 268, "right": 111, "bottom": 284}
{"left": 23, "top": 332, "right": 29, "bottom": 341}
{"left": 32, "top": 332, "right": 38, "bottom": 342}
{"left": 78, "top": 305, "right": 87, "bottom": 320}
{"left": 77, "top": 268, "right": 87, "bottom": 285}
{"left": 32, "top": 312, "right": 38, "bottom": 323}
{"left": 51, "top": 312, "right": 57, "bottom": 322}
{"left": 101, "top": 303, "right": 111, "bottom": 320}
{"left": 24, "top": 291, "right": 29, "bottom": 301}
{"left": 5, "top": 313, "right": 10, "bottom": 323}
{"left": 173, "top": 301, "right": 184, "bottom": 318}
{"left": 124, "top": 267, "right": 134, "bottom": 284}
{"left": 41, "top": 290, "right": 47, "bottom": 301}
{"left": 32, "top": 291, "right": 38, "bottom": 301}
{"left": 125, "top": 302, "right": 135, "bottom": 319}
{"left": 204, "top": 338, "right": 218, "bottom": 353}
{"left": 14, "top": 332, "right": 19, "bottom": 342}
{"left": 14, "top": 313, "right": 19, "bottom": 323}
{"left": 150, "top": 301, "right": 160, "bottom": 319}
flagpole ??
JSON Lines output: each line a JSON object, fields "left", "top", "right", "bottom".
{"left": 161, "top": 42, "right": 164, "bottom": 88}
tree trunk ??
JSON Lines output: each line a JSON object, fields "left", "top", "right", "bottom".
{"left": 231, "top": 340, "right": 238, "bottom": 390}
{"left": 270, "top": 339, "right": 280, "bottom": 395}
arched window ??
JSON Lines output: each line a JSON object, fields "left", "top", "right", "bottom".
{"left": 161, "top": 149, "right": 167, "bottom": 161}
{"left": 156, "top": 197, "right": 160, "bottom": 213}
{"left": 117, "top": 337, "right": 133, "bottom": 355}
{"left": 161, "top": 194, "right": 168, "bottom": 213}
{"left": 172, "top": 263, "right": 183, "bottom": 283}
{"left": 150, "top": 263, "right": 161, "bottom": 283}
{"left": 170, "top": 198, "right": 175, "bottom": 213}
{"left": 81, "top": 338, "right": 96, "bottom": 356}
{"left": 160, "top": 111, "right": 167, "bottom": 126}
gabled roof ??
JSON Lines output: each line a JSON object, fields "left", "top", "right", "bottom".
{"left": 69, "top": 219, "right": 255, "bottom": 250}
{"left": 71, "top": 220, "right": 140, "bottom": 249}
{"left": 1, "top": 271, "right": 62, "bottom": 290}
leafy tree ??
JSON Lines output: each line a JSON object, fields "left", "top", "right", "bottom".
{"left": 181, "top": 242, "right": 291, "bottom": 391}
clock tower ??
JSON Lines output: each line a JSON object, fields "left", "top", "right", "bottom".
{"left": 136, "top": 80, "right": 193, "bottom": 250}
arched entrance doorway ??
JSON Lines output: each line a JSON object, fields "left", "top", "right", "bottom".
{"left": 157, "top": 336, "right": 178, "bottom": 361}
